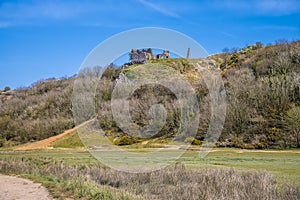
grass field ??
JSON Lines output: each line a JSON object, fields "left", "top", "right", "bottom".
{"left": 44, "top": 128, "right": 300, "bottom": 185}
{"left": 0, "top": 148, "right": 299, "bottom": 199}
{"left": 37, "top": 126, "right": 297, "bottom": 184}
{"left": 1, "top": 148, "right": 299, "bottom": 185}
{"left": 1, "top": 127, "right": 300, "bottom": 199}
{"left": 180, "top": 149, "right": 300, "bottom": 185}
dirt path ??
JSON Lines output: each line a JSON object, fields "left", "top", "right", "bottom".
{"left": 15, "top": 118, "right": 96, "bottom": 150}
{"left": 0, "top": 174, "right": 54, "bottom": 200}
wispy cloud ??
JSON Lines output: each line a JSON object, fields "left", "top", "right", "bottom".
{"left": 219, "top": 31, "right": 236, "bottom": 39}
{"left": 0, "top": 0, "right": 187, "bottom": 28}
{"left": 138, "top": 0, "right": 180, "bottom": 18}
{"left": 0, "top": 0, "right": 185, "bottom": 28}
{"left": 212, "top": 0, "right": 300, "bottom": 15}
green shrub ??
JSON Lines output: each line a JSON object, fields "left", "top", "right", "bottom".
{"left": 244, "top": 144, "right": 255, "bottom": 149}
{"left": 255, "top": 142, "right": 267, "bottom": 149}
{"left": 102, "top": 90, "right": 111, "bottom": 101}
{"left": 267, "top": 127, "right": 284, "bottom": 147}
{"left": 3, "top": 86, "right": 10, "bottom": 92}
{"left": 113, "top": 135, "right": 138, "bottom": 146}
{"left": 232, "top": 137, "right": 245, "bottom": 148}
{"left": 184, "top": 136, "right": 202, "bottom": 145}
{"left": 102, "top": 66, "right": 121, "bottom": 80}
{"left": 0, "top": 134, "right": 5, "bottom": 147}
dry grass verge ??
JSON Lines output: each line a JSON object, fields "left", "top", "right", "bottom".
{"left": 0, "top": 156, "right": 299, "bottom": 200}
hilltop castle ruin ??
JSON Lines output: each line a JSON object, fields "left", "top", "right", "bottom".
{"left": 130, "top": 48, "right": 170, "bottom": 64}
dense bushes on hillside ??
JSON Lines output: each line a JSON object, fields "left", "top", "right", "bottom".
{"left": 96, "top": 41, "right": 300, "bottom": 149}
{"left": 0, "top": 41, "right": 299, "bottom": 148}
{"left": 216, "top": 41, "right": 300, "bottom": 148}
{"left": 0, "top": 78, "right": 74, "bottom": 146}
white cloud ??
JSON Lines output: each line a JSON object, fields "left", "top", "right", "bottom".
{"left": 0, "top": 0, "right": 187, "bottom": 28}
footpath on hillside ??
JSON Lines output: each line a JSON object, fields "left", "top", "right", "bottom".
{"left": 15, "top": 118, "right": 96, "bottom": 150}
{"left": 0, "top": 174, "right": 54, "bottom": 200}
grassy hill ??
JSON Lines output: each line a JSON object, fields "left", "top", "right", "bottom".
{"left": 0, "top": 40, "right": 299, "bottom": 149}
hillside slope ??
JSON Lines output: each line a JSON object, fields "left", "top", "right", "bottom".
{"left": 0, "top": 77, "right": 74, "bottom": 147}
{"left": 1, "top": 40, "right": 299, "bottom": 149}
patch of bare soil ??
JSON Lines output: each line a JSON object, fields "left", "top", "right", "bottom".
{"left": 0, "top": 174, "right": 54, "bottom": 200}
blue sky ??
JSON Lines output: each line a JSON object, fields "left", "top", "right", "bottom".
{"left": 0, "top": 0, "right": 300, "bottom": 89}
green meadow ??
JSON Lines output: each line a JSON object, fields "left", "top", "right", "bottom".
{"left": 1, "top": 148, "right": 299, "bottom": 185}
